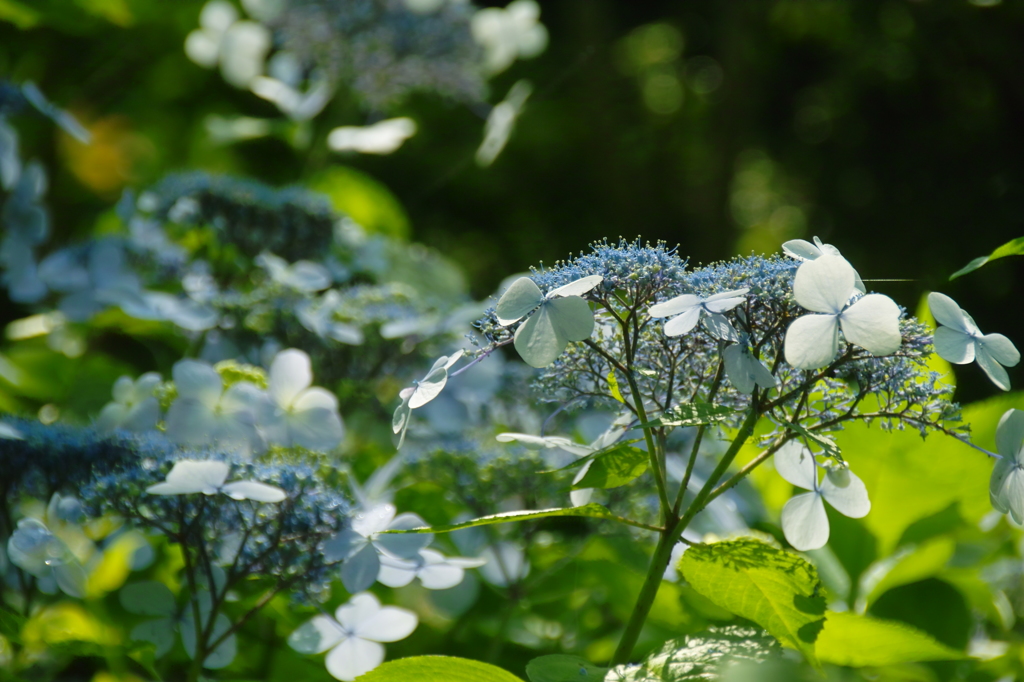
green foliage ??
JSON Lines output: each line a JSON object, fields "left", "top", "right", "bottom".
{"left": 357, "top": 656, "right": 524, "bottom": 681}
{"left": 777, "top": 419, "right": 842, "bottom": 463}
{"left": 949, "top": 236, "right": 1024, "bottom": 280}
{"left": 679, "top": 538, "right": 826, "bottom": 664}
{"left": 637, "top": 402, "right": 735, "bottom": 429}
{"left": 572, "top": 446, "right": 649, "bottom": 490}
{"left": 526, "top": 655, "right": 608, "bottom": 682}
{"left": 606, "top": 627, "right": 780, "bottom": 681}
{"left": 386, "top": 503, "right": 660, "bottom": 534}
{"left": 814, "top": 611, "right": 965, "bottom": 667}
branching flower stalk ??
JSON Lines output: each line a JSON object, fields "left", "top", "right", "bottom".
{"left": 458, "top": 239, "right": 984, "bottom": 666}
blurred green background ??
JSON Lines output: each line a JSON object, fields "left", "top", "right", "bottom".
{"left": 1, "top": 0, "right": 1022, "bottom": 401}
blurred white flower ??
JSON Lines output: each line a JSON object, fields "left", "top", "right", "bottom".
{"left": 989, "top": 409, "right": 1024, "bottom": 523}
{"left": 165, "top": 359, "right": 268, "bottom": 454}
{"left": 6, "top": 518, "right": 86, "bottom": 597}
{"left": 393, "top": 350, "right": 465, "bottom": 448}
{"left": 0, "top": 161, "right": 49, "bottom": 303}
{"left": 288, "top": 592, "right": 417, "bottom": 681}
{"left": 96, "top": 372, "right": 162, "bottom": 433}
{"left": 476, "top": 79, "right": 531, "bottom": 167}
{"left": 251, "top": 53, "right": 333, "bottom": 121}
{"left": 327, "top": 118, "right": 417, "bottom": 155}
{"left": 262, "top": 349, "right": 345, "bottom": 451}
{"left": 323, "top": 504, "right": 433, "bottom": 593}
{"left": 297, "top": 290, "right": 365, "bottom": 345}
{"left": 185, "top": 0, "right": 271, "bottom": 88}
{"left": 377, "top": 548, "right": 486, "bottom": 590}
{"left": 257, "top": 252, "right": 332, "bottom": 292}
{"left": 471, "top": 0, "right": 548, "bottom": 74}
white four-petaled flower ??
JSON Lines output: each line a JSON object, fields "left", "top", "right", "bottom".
{"left": 928, "top": 292, "right": 1020, "bottom": 391}
{"left": 782, "top": 236, "right": 865, "bottom": 293}
{"left": 146, "top": 459, "right": 286, "bottom": 503}
{"left": 263, "top": 349, "right": 345, "bottom": 451}
{"left": 377, "top": 548, "right": 486, "bottom": 590}
{"left": 96, "top": 372, "right": 162, "bottom": 433}
{"left": 784, "top": 255, "right": 901, "bottom": 370}
{"left": 323, "top": 504, "right": 433, "bottom": 593}
{"left": 495, "top": 275, "right": 603, "bottom": 368}
{"left": 989, "top": 409, "right": 1024, "bottom": 523}
{"left": 649, "top": 288, "right": 748, "bottom": 340}
{"left": 288, "top": 592, "right": 418, "bottom": 681}
{"left": 775, "top": 441, "right": 870, "bottom": 551}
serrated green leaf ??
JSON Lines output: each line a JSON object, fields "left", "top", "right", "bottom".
{"left": 381, "top": 503, "right": 661, "bottom": 534}
{"left": 949, "top": 236, "right": 1024, "bottom": 280}
{"left": 815, "top": 611, "right": 966, "bottom": 666}
{"left": 606, "top": 626, "right": 780, "bottom": 681}
{"left": 526, "top": 655, "right": 607, "bottom": 682}
{"left": 540, "top": 440, "right": 643, "bottom": 474}
{"left": 778, "top": 420, "right": 843, "bottom": 463}
{"left": 680, "top": 538, "right": 826, "bottom": 665}
{"left": 636, "top": 402, "right": 734, "bottom": 429}
{"left": 572, "top": 446, "right": 648, "bottom": 489}
{"left": 356, "top": 655, "right": 523, "bottom": 681}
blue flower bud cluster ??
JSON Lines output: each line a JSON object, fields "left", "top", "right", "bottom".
{"left": 80, "top": 441, "right": 354, "bottom": 603}
{"left": 272, "top": 0, "right": 485, "bottom": 110}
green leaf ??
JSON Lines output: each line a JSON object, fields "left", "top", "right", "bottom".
{"left": 949, "top": 235, "right": 1024, "bottom": 280}
{"left": 526, "top": 655, "right": 608, "bottom": 682}
{"left": 572, "top": 446, "right": 648, "bottom": 489}
{"left": 860, "top": 537, "right": 956, "bottom": 609}
{"left": 778, "top": 420, "right": 843, "bottom": 463}
{"left": 356, "top": 656, "right": 523, "bottom": 681}
{"left": 540, "top": 440, "right": 643, "bottom": 474}
{"left": 815, "top": 611, "right": 966, "bottom": 666}
{"left": 381, "top": 503, "right": 661, "bottom": 534}
{"left": 680, "top": 538, "right": 826, "bottom": 664}
{"left": 607, "top": 370, "right": 625, "bottom": 403}
{"left": 636, "top": 402, "right": 735, "bottom": 428}
{"left": 606, "top": 626, "right": 780, "bottom": 681}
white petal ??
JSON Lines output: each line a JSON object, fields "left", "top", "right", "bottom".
{"left": 513, "top": 302, "right": 568, "bottom": 368}
{"left": 172, "top": 360, "right": 223, "bottom": 407}
{"left": 219, "top": 21, "right": 270, "bottom": 88}
{"left": 355, "top": 605, "right": 418, "bottom": 642}
{"left": 839, "top": 294, "right": 901, "bottom": 355}
{"left": 928, "top": 292, "right": 969, "bottom": 332}
{"left": 649, "top": 294, "right": 700, "bottom": 318}
{"left": 120, "top": 581, "right": 176, "bottom": 616}
{"left": 933, "top": 327, "right": 975, "bottom": 364}
{"left": 992, "top": 464, "right": 1024, "bottom": 524}
{"left": 979, "top": 333, "right": 1020, "bottom": 368}
{"left": 112, "top": 375, "right": 135, "bottom": 403}
{"left": 147, "top": 460, "right": 229, "bottom": 496}
{"left": 479, "top": 543, "right": 529, "bottom": 586}
{"left": 221, "top": 480, "right": 286, "bottom": 502}
{"left": 782, "top": 239, "right": 823, "bottom": 261}
{"left": 546, "top": 274, "right": 603, "bottom": 299}
{"left": 353, "top": 504, "right": 397, "bottom": 536}
{"left": 335, "top": 592, "right": 382, "bottom": 629}
{"left": 52, "top": 560, "right": 87, "bottom": 598}
{"left": 495, "top": 277, "right": 544, "bottom": 325}
{"left": 95, "top": 402, "right": 130, "bottom": 432}
{"left": 781, "top": 492, "right": 830, "bottom": 551}
{"left": 288, "top": 615, "right": 345, "bottom": 654}
{"left": 774, "top": 441, "right": 818, "bottom": 490}
{"left": 184, "top": 30, "right": 221, "bottom": 68}
{"left": 270, "top": 348, "right": 313, "bottom": 407}
{"left": 701, "top": 313, "right": 739, "bottom": 342}
{"left": 201, "top": 614, "right": 237, "bottom": 668}
{"left": 324, "top": 530, "right": 368, "bottom": 562}
{"left": 996, "top": 409, "right": 1024, "bottom": 462}
{"left": 702, "top": 288, "right": 749, "bottom": 313}
{"left": 820, "top": 467, "right": 870, "bottom": 518}
{"left": 165, "top": 398, "right": 217, "bottom": 446}
{"left": 376, "top": 556, "right": 418, "bottom": 588}
{"left": 418, "top": 563, "right": 465, "bottom": 590}
{"left": 784, "top": 314, "right": 840, "bottom": 369}
{"left": 341, "top": 543, "right": 381, "bottom": 593}
{"left": 663, "top": 306, "right": 702, "bottom": 337}
{"left": 546, "top": 295, "right": 595, "bottom": 342}
{"left": 325, "top": 637, "right": 384, "bottom": 682}
{"left": 123, "top": 397, "right": 161, "bottom": 432}
{"left": 793, "top": 255, "right": 854, "bottom": 314}
{"left": 977, "top": 345, "right": 1012, "bottom": 391}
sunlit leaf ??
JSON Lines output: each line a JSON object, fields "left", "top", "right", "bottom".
{"left": 949, "top": 236, "right": 1024, "bottom": 280}
{"left": 571, "top": 445, "right": 648, "bottom": 490}
{"left": 815, "top": 611, "right": 965, "bottom": 666}
{"left": 358, "top": 655, "right": 524, "bottom": 681}
{"left": 606, "top": 626, "right": 780, "bottom": 681}
{"left": 777, "top": 420, "right": 843, "bottom": 463}
{"left": 383, "top": 503, "right": 659, "bottom": 534}
{"left": 680, "top": 538, "right": 826, "bottom": 664}
{"left": 636, "top": 402, "right": 735, "bottom": 429}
